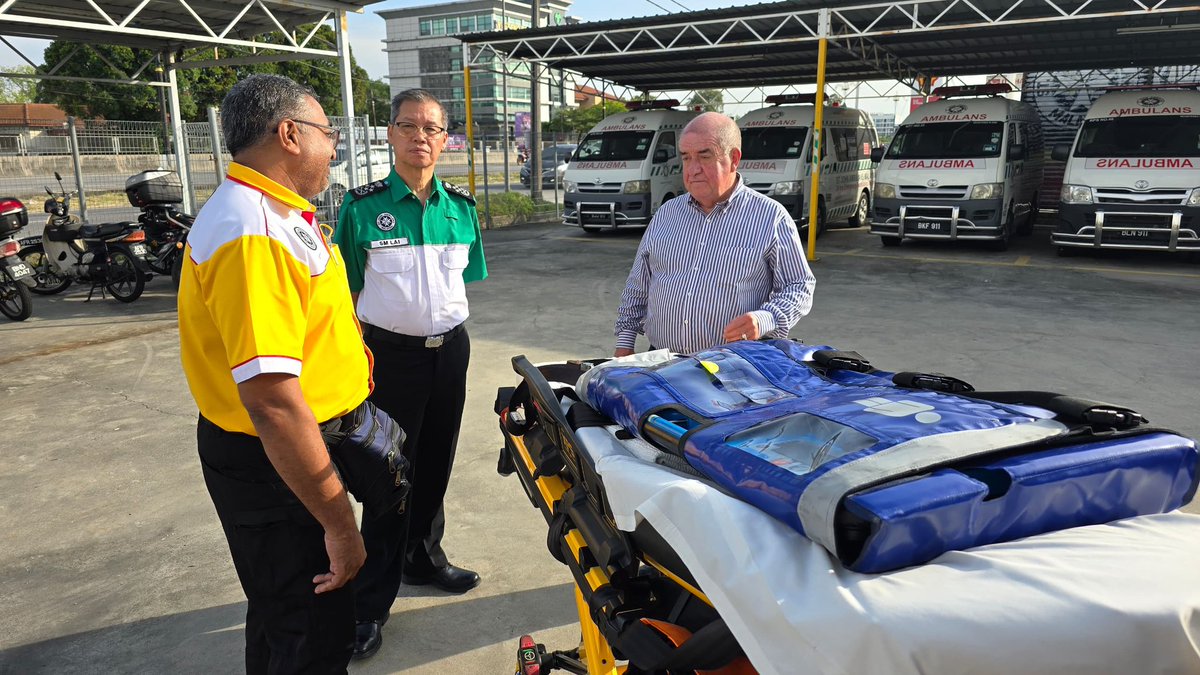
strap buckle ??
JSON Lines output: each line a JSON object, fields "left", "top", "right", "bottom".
{"left": 424, "top": 334, "right": 444, "bottom": 349}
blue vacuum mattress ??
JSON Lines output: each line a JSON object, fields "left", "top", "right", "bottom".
{"left": 580, "top": 340, "right": 1198, "bottom": 573}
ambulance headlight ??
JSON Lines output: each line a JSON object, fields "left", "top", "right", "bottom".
{"left": 969, "top": 183, "right": 1004, "bottom": 200}
{"left": 623, "top": 180, "right": 650, "bottom": 194}
{"left": 1187, "top": 188, "right": 1200, "bottom": 206}
{"left": 770, "top": 181, "right": 803, "bottom": 196}
{"left": 564, "top": 180, "right": 578, "bottom": 193}
{"left": 1061, "top": 184, "right": 1094, "bottom": 204}
{"left": 875, "top": 183, "right": 896, "bottom": 199}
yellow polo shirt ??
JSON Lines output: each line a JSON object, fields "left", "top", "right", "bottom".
{"left": 178, "top": 162, "right": 372, "bottom": 435}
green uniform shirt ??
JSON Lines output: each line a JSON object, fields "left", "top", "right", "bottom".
{"left": 333, "top": 170, "right": 487, "bottom": 336}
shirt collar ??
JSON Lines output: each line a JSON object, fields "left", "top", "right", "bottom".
{"left": 226, "top": 162, "right": 314, "bottom": 213}
{"left": 688, "top": 174, "right": 747, "bottom": 216}
{"left": 389, "top": 169, "right": 443, "bottom": 203}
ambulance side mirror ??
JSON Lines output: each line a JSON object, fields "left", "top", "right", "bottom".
{"left": 870, "top": 147, "right": 886, "bottom": 163}
{"left": 653, "top": 149, "right": 669, "bottom": 164}
{"left": 1051, "top": 144, "right": 1071, "bottom": 162}
{"left": 1007, "top": 143, "right": 1025, "bottom": 161}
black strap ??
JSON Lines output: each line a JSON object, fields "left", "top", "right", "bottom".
{"left": 966, "top": 390, "right": 1148, "bottom": 429}
{"left": 812, "top": 349, "right": 875, "bottom": 373}
{"left": 892, "top": 371, "right": 976, "bottom": 393}
{"left": 567, "top": 401, "right": 612, "bottom": 429}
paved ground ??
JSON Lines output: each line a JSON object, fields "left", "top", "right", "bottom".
{"left": 1, "top": 220, "right": 1197, "bottom": 674}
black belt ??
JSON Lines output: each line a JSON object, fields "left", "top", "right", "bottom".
{"left": 361, "top": 321, "right": 464, "bottom": 349}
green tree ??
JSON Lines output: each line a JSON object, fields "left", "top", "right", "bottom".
{"left": 0, "top": 66, "right": 38, "bottom": 103}
{"left": 34, "top": 44, "right": 188, "bottom": 120}
{"left": 688, "top": 89, "right": 724, "bottom": 113}
{"left": 542, "top": 101, "right": 628, "bottom": 141}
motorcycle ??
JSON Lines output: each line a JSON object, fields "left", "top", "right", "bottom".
{"left": 0, "top": 196, "right": 35, "bottom": 321}
{"left": 17, "top": 172, "right": 153, "bottom": 303}
{"left": 126, "top": 169, "right": 192, "bottom": 289}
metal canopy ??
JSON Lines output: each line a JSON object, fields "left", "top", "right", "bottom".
{"left": 459, "top": 0, "right": 1200, "bottom": 92}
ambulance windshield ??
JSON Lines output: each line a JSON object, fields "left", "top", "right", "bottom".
{"left": 574, "top": 131, "right": 656, "bottom": 162}
{"left": 886, "top": 121, "right": 1004, "bottom": 160}
{"left": 1073, "top": 115, "right": 1200, "bottom": 158}
{"left": 741, "top": 127, "right": 810, "bottom": 160}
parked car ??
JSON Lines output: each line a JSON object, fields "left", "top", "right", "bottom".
{"left": 520, "top": 144, "right": 577, "bottom": 188}
{"left": 322, "top": 145, "right": 395, "bottom": 206}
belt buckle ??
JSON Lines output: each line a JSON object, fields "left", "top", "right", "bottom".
{"left": 424, "top": 334, "right": 444, "bottom": 349}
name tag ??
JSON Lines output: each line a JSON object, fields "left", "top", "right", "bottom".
{"left": 371, "top": 237, "right": 409, "bottom": 249}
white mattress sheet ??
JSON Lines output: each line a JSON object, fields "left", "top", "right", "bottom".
{"left": 576, "top": 426, "right": 1200, "bottom": 675}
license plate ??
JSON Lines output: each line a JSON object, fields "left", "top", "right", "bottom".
{"left": 8, "top": 261, "right": 32, "bottom": 279}
{"left": 912, "top": 220, "right": 943, "bottom": 232}
{"left": 1119, "top": 229, "right": 1152, "bottom": 238}
{"left": 582, "top": 214, "right": 611, "bottom": 223}
{"left": 131, "top": 243, "right": 150, "bottom": 256}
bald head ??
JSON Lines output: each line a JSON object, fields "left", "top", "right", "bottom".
{"left": 682, "top": 112, "right": 741, "bottom": 159}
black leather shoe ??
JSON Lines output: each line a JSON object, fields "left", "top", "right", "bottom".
{"left": 403, "top": 564, "right": 481, "bottom": 593}
{"left": 352, "top": 620, "right": 383, "bottom": 661}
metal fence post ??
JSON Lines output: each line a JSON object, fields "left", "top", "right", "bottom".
{"left": 66, "top": 117, "right": 87, "bottom": 223}
{"left": 363, "top": 116, "right": 373, "bottom": 184}
{"left": 207, "top": 106, "right": 224, "bottom": 182}
{"left": 481, "top": 134, "right": 491, "bottom": 229}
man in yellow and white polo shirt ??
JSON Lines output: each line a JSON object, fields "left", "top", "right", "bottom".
{"left": 178, "top": 74, "right": 372, "bottom": 673}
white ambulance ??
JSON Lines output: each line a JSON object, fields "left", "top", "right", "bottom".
{"left": 562, "top": 100, "right": 699, "bottom": 233}
{"left": 870, "top": 83, "right": 1044, "bottom": 250}
{"left": 1050, "top": 88, "right": 1200, "bottom": 254}
{"left": 737, "top": 95, "right": 878, "bottom": 233}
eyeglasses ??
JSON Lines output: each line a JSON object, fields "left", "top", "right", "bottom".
{"left": 392, "top": 121, "right": 447, "bottom": 138}
{"left": 290, "top": 119, "right": 341, "bottom": 146}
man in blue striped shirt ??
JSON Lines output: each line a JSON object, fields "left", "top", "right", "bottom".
{"left": 614, "top": 112, "right": 816, "bottom": 356}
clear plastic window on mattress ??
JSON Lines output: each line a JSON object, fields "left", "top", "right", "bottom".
{"left": 653, "top": 352, "right": 791, "bottom": 415}
{"left": 727, "top": 413, "right": 878, "bottom": 474}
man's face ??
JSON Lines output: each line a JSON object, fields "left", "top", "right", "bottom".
{"left": 680, "top": 129, "right": 740, "bottom": 209}
{"left": 294, "top": 96, "right": 337, "bottom": 200}
{"left": 388, "top": 100, "right": 447, "bottom": 171}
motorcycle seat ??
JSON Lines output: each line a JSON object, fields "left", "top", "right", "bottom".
{"left": 44, "top": 224, "right": 82, "bottom": 242}
{"left": 79, "top": 222, "right": 132, "bottom": 239}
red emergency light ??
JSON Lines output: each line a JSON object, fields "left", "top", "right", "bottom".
{"left": 765, "top": 93, "right": 817, "bottom": 105}
{"left": 626, "top": 99, "right": 681, "bottom": 111}
{"left": 931, "top": 83, "right": 1013, "bottom": 98}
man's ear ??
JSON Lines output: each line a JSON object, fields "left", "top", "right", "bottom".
{"left": 729, "top": 146, "right": 742, "bottom": 170}
{"left": 277, "top": 119, "right": 303, "bottom": 157}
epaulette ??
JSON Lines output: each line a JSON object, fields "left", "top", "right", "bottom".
{"left": 442, "top": 180, "right": 476, "bottom": 204}
{"left": 347, "top": 179, "right": 389, "bottom": 200}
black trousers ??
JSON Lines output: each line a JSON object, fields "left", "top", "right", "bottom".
{"left": 354, "top": 325, "right": 470, "bottom": 621}
{"left": 197, "top": 416, "right": 354, "bottom": 675}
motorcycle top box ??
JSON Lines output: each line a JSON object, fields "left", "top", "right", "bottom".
{"left": 125, "top": 170, "right": 183, "bottom": 208}
{"left": 0, "top": 197, "right": 28, "bottom": 237}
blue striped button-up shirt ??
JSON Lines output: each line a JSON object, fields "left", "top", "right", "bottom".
{"left": 614, "top": 177, "right": 816, "bottom": 354}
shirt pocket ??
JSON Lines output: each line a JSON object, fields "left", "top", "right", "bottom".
{"left": 368, "top": 247, "right": 415, "bottom": 274}
{"left": 440, "top": 245, "right": 470, "bottom": 271}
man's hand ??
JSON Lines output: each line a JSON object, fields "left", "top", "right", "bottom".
{"left": 314, "top": 527, "right": 367, "bottom": 594}
{"left": 722, "top": 313, "right": 761, "bottom": 343}
{"left": 614, "top": 347, "right": 635, "bottom": 357}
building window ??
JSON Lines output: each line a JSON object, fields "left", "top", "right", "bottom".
{"left": 419, "top": 19, "right": 431, "bottom": 36}
{"left": 446, "top": 17, "right": 458, "bottom": 34}
{"left": 453, "top": 87, "right": 464, "bottom": 100}
{"left": 510, "top": 86, "right": 531, "bottom": 100}
{"left": 432, "top": 18, "right": 445, "bottom": 35}
{"left": 460, "top": 15, "right": 475, "bottom": 32}
{"left": 477, "top": 14, "right": 493, "bottom": 30}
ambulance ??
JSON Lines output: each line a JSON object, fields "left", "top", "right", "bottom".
{"left": 562, "top": 100, "right": 699, "bottom": 233}
{"left": 1050, "top": 88, "right": 1200, "bottom": 254}
{"left": 869, "top": 83, "right": 1044, "bottom": 250}
{"left": 737, "top": 94, "right": 878, "bottom": 233}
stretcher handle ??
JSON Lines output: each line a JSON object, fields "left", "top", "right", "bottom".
{"left": 644, "top": 414, "right": 687, "bottom": 451}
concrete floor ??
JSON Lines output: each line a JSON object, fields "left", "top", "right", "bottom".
{"left": 1, "top": 221, "right": 1197, "bottom": 674}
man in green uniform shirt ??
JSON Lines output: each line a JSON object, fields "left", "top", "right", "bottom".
{"left": 333, "top": 89, "right": 486, "bottom": 660}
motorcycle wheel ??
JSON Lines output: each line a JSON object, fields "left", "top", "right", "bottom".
{"left": 170, "top": 249, "right": 183, "bottom": 289}
{"left": 0, "top": 280, "right": 33, "bottom": 321}
{"left": 105, "top": 250, "right": 145, "bottom": 303}
{"left": 18, "top": 244, "right": 72, "bottom": 295}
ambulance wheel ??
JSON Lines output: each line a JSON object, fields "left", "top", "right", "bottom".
{"left": 848, "top": 190, "right": 869, "bottom": 227}
{"left": 816, "top": 199, "right": 828, "bottom": 236}
{"left": 880, "top": 236, "right": 902, "bottom": 247}
{"left": 1018, "top": 194, "right": 1038, "bottom": 236}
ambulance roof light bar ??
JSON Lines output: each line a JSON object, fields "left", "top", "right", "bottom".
{"left": 766, "top": 93, "right": 817, "bottom": 106}
{"left": 1100, "top": 83, "right": 1200, "bottom": 92}
{"left": 931, "top": 83, "right": 1013, "bottom": 98}
{"left": 625, "top": 99, "right": 680, "bottom": 111}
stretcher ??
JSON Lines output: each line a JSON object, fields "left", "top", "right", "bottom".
{"left": 495, "top": 346, "right": 1200, "bottom": 675}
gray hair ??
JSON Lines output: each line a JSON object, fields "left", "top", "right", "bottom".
{"left": 221, "top": 74, "right": 316, "bottom": 157}
{"left": 683, "top": 112, "right": 742, "bottom": 158}
{"left": 390, "top": 89, "right": 447, "bottom": 127}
